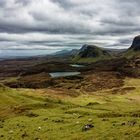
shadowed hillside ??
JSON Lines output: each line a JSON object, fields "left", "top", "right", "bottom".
{"left": 72, "top": 44, "right": 111, "bottom": 63}
{"left": 124, "top": 35, "right": 140, "bottom": 58}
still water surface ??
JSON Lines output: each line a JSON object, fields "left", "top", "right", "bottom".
{"left": 49, "top": 72, "right": 81, "bottom": 78}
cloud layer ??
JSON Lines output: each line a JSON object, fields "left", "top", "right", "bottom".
{"left": 0, "top": 0, "right": 140, "bottom": 52}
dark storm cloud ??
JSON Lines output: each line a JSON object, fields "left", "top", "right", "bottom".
{"left": 0, "top": 0, "right": 140, "bottom": 51}
{"left": 0, "top": 0, "right": 6, "bottom": 7}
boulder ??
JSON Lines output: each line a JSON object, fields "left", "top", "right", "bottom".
{"left": 82, "top": 124, "right": 94, "bottom": 131}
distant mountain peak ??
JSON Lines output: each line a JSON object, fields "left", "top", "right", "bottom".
{"left": 53, "top": 49, "right": 78, "bottom": 57}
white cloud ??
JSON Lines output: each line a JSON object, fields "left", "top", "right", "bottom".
{"left": 0, "top": 0, "right": 140, "bottom": 52}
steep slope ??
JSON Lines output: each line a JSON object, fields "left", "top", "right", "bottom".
{"left": 72, "top": 44, "right": 111, "bottom": 63}
{"left": 124, "top": 35, "right": 140, "bottom": 58}
{"left": 130, "top": 35, "right": 140, "bottom": 51}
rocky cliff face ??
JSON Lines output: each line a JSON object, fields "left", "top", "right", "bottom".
{"left": 130, "top": 35, "right": 140, "bottom": 51}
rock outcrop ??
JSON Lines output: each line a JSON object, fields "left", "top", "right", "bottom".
{"left": 130, "top": 35, "right": 140, "bottom": 51}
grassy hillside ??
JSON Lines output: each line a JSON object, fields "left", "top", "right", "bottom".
{"left": 0, "top": 78, "right": 140, "bottom": 140}
{"left": 123, "top": 35, "right": 140, "bottom": 58}
{"left": 123, "top": 49, "right": 140, "bottom": 58}
{"left": 72, "top": 55, "right": 111, "bottom": 63}
{"left": 72, "top": 45, "right": 111, "bottom": 63}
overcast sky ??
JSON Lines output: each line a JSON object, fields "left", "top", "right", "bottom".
{"left": 0, "top": 0, "right": 140, "bottom": 53}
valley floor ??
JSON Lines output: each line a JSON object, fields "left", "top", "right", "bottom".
{"left": 0, "top": 77, "right": 140, "bottom": 140}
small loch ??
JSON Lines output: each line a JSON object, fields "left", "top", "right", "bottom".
{"left": 49, "top": 72, "right": 81, "bottom": 78}
{"left": 70, "top": 64, "right": 85, "bottom": 68}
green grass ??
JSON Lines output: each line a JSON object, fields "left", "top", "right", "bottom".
{"left": 123, "top": 49, "right": 140, "bottom": 58}
{"left": 0, "top": 77, "right": 19, "bottom": 83}
{"left": 72, "top": 55, "right": 111, "bottom": 63}
{"left": 0, "top": 78, "right": 140, "bottom": 140}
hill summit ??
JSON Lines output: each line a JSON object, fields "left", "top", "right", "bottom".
{"left": 72, "top": 44, "right": 111, "bottom": 63}
{"left": 78, "top": 44, "right": 110, "bottom": 58}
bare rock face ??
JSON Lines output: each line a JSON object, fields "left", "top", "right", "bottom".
{"left": 130, "top": 35, "right": 140, "bottom": 51}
